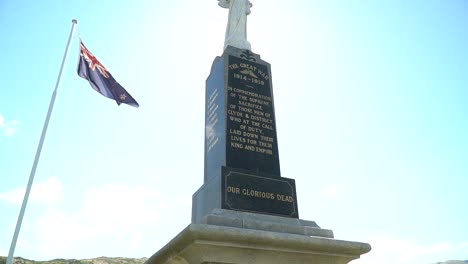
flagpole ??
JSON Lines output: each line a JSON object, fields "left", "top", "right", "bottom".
{"left": 6, "top": 19, "right": 78, "bottom": 264}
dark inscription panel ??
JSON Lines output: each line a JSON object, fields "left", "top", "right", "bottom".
{"left": 226, "top": 56, "right": 280, "bottom": 177}
{"left": 221, "top": 167, "right": 298, "bottom": 218}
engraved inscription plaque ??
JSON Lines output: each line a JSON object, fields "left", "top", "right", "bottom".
{"left": 226, "top": 55, "right": 280, "bottom": 177}
{"left": 222, "top": 167, "right": 298, "bottom": 217}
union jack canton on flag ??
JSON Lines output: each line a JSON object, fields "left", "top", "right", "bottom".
{"left": 77, "top": 40, "right": 139, "bottom": 108}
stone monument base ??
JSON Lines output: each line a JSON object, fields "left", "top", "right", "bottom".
{"left": 145, "top": 209, "right": 370, "bottom": 264}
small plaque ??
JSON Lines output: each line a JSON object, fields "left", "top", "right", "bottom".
{"left": 221, "top": 167, "right": 299, "bottom": 218}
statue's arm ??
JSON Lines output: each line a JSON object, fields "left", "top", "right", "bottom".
{"left": 218, "top": 0, "right": 230, "bottom": 8}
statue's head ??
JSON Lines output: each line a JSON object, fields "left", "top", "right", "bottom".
{"left": 218, "top": 0, "right": 230, "bottom": 8}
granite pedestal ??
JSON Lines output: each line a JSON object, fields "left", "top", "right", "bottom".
{"left": 145, "top": 209, "right": 370, "bottom": 264}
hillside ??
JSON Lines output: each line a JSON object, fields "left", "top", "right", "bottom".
{"left": 0, "top": 257, "right": 147, "bottom": 264}
{"left": 435, "top": 261, "right": 468, "bottom": 264}
{"left": 1, "top": 257, "right": 466, "bottom": 264}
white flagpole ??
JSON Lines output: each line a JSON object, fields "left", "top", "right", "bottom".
{"left": 6, "top": 19, "right": 78, "bottom": 264}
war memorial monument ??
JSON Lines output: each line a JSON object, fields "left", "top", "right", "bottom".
{"left": 145, "top": 1, "right": 371, "bottom": 263}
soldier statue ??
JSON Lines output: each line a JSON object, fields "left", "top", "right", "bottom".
{"left": 218, "top": 0, "right": 253, "bottom": 50}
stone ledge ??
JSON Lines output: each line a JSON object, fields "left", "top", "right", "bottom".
{"left": 146, "top": 223, "right": 371, "bottom": 264}
{"left": 200, "top": 208, "right": 334, "bottom": 238}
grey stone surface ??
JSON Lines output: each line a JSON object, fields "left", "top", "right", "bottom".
{"left": 199, "top": 208, "right": 333, "bottom": 238}
{"left": 145, "top": 224, "right": 371, "bottom": 264}
{"left": 209, "top": 208, "right": 317, "bottom": 227}
{"left": 192, "top": 174, "right": 222, "bottom": 223}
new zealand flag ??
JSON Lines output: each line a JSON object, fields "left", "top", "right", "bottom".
{"left": 77, "top": 41, "right": 139, "bottom": 108}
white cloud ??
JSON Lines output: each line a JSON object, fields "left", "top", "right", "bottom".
{"left": 322, "top": 185, "right": 339, "bottom": 198}
{"left": 0, "top": 113, "right": 19, "bottom": 136}
{"left": 5, "top": 126, "right": 17, "bottom": 136}
{"left": 459, "top": 242, "right": 468, "bottom": 253}
{"left": 35, "top": 208, "right": 92, "bottom": 256}
{"left": 0, "top": 176, "right": 62, "bottom": 205}
{"left": 353, "top": 235, "right": 466, "bottom": 264}
{"left": 77, "top": 185, "right": 162, "bottom": 233}
{"left": 33, "top": 184, "right": 167, "bottom": 258}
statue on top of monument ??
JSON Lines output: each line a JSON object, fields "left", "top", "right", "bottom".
{"left": 218, "top": 0, "right": 252, "bottom": 51}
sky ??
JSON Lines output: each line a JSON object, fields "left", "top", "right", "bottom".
{"left": 0, "top": 0, "right": 467, "bottom": 264}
